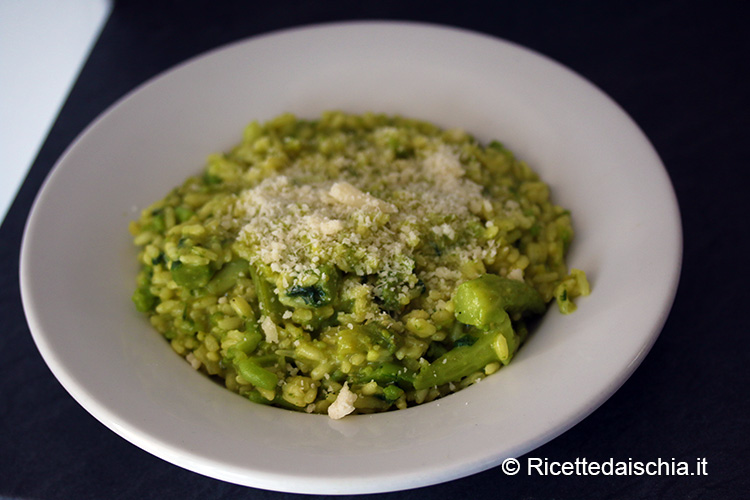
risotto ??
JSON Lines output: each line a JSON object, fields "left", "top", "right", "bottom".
{"left": 130, "top": 111, "right": 589, "bottom": 418}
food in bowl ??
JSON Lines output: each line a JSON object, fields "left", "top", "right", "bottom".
{"left": 129, "top": 111, "right": 589, "bottom": 418}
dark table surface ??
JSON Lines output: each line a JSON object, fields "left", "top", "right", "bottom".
{"left": 2, "top": 1, "right": 748, "bottom": 499}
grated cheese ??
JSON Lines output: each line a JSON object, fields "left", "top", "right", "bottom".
{"left": 327, "top": 382, "right": 358, "bottom": 419}
{"left": 508, "top": 268, "right": 525, "bottom": 282}
{"left": 234, "top": 139, "right": 497, "bottom": 308}
{"left": 261, "top": 316, "right": 279, "bottom": 343}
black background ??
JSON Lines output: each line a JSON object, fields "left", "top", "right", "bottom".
{"left": 1, "top": 1, "right": 748, "bottom": 498}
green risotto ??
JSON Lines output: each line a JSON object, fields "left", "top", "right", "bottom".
{"left": 130, "top": 111, "right": 589, "bottom": 418}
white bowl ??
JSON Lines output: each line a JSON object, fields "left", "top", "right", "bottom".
{"left": 20, "top": 21, "right": 681, "bottom": 494}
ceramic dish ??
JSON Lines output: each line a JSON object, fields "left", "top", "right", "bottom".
{"left": 20, "top": 21, "right": 681, "bottom": 494}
